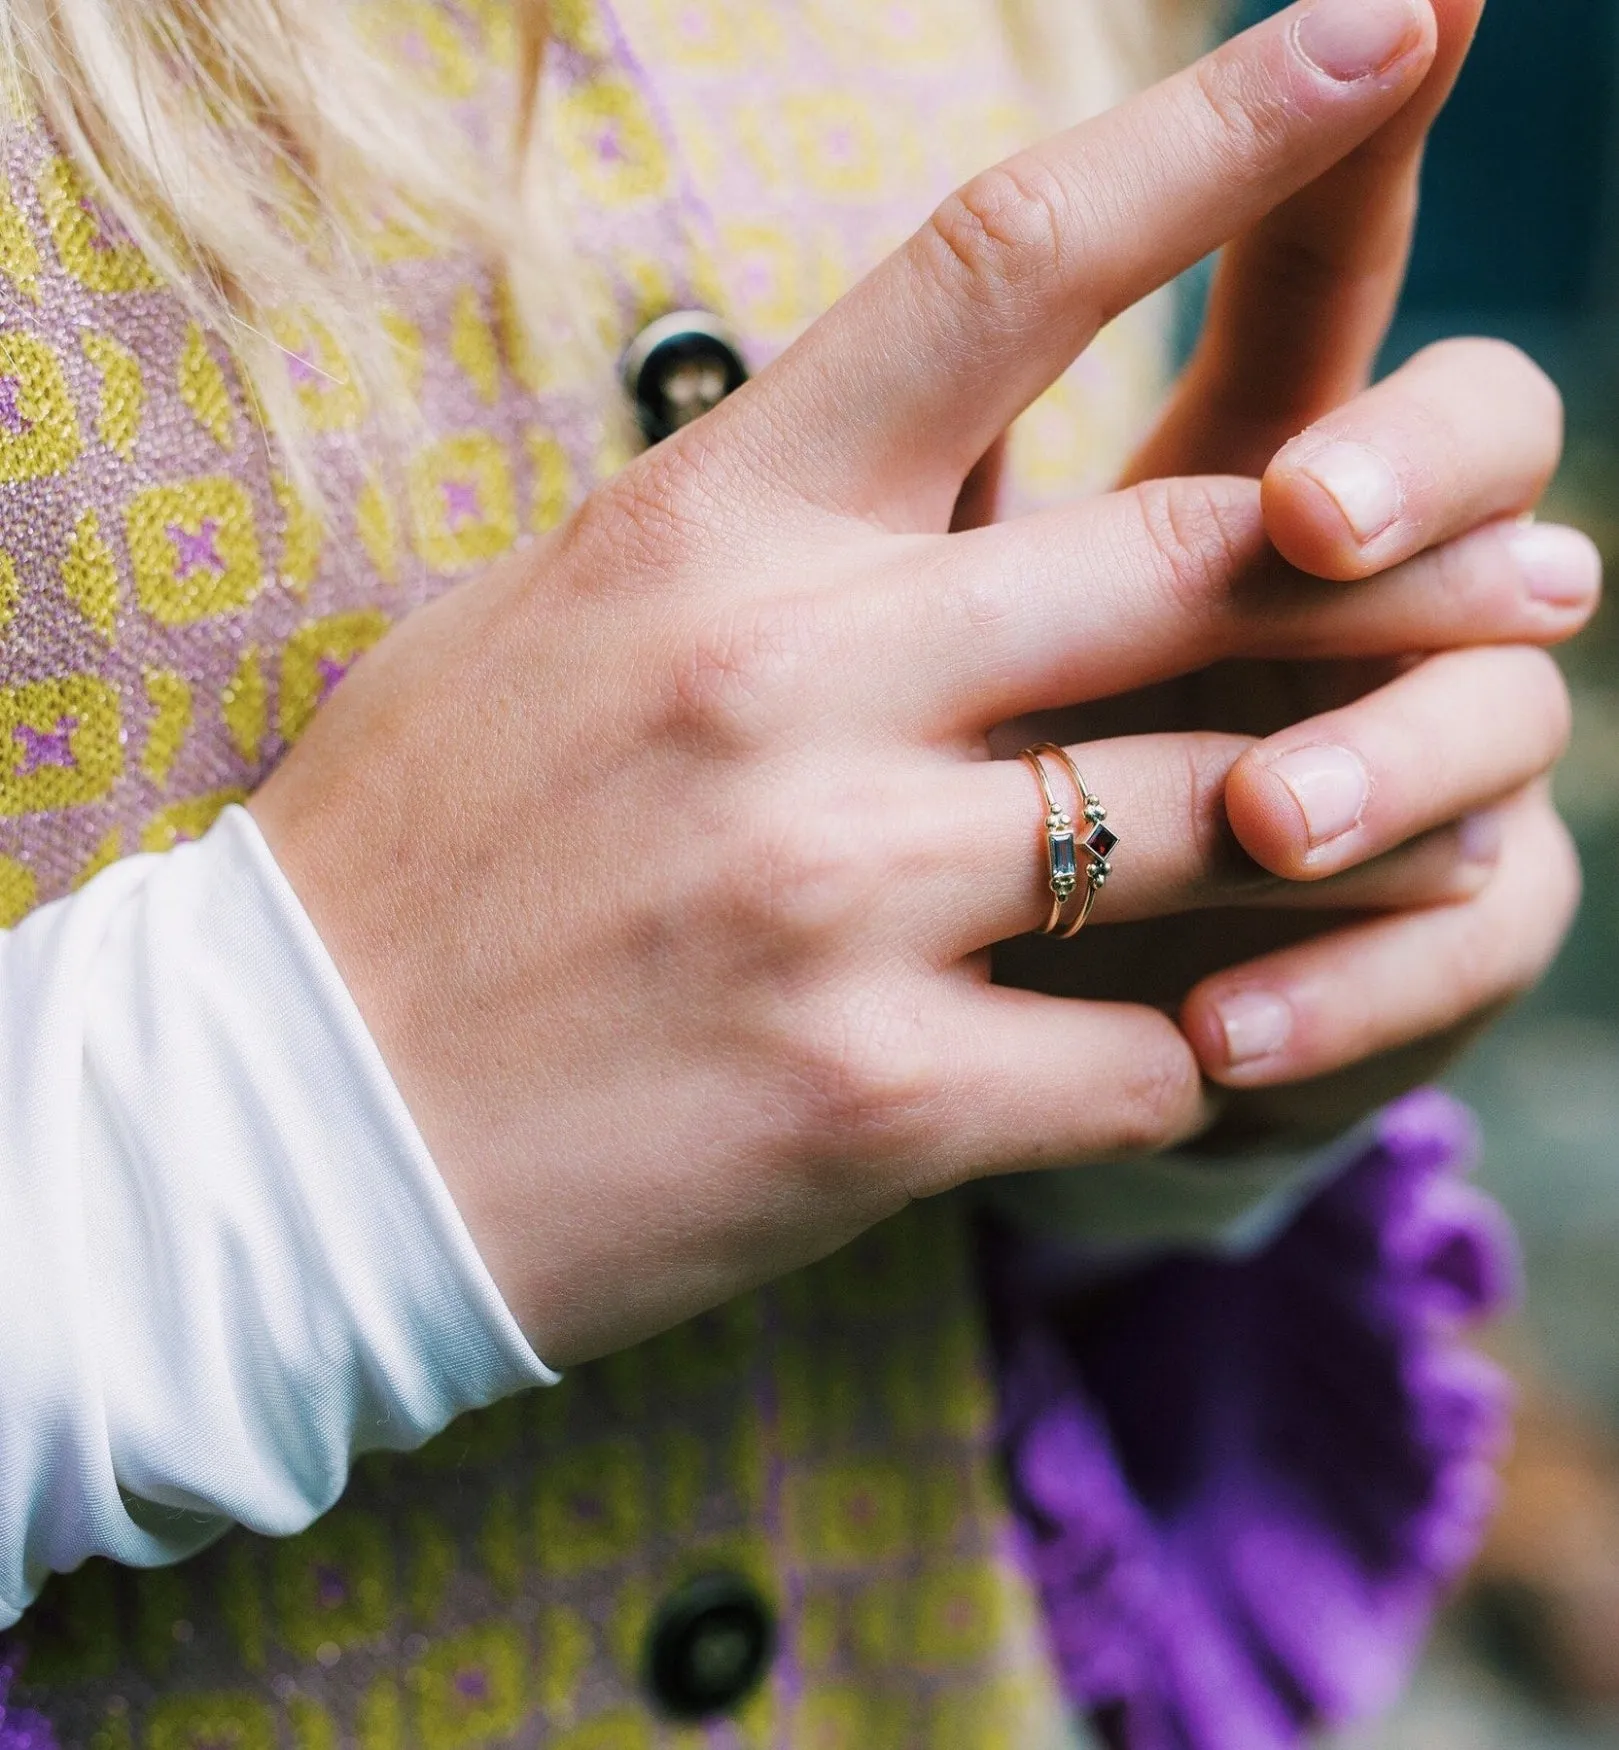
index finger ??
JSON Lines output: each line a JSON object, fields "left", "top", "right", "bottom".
{"left": 1129, "top": 0, "right": 1485, "bottom": 482}
{"left": 746, "top": 0, "right": 1438, "bottom": 531}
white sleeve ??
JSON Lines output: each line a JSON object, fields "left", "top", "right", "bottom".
{"left": 0, "top": 806, "right": 555, "bottom": 1630}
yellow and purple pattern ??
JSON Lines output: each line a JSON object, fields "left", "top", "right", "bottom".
{"left": 11, "top": 1207, "right": 1073, "bottom": 1748}
{"left": 0, "top": 1, "right": 1167, "bottom": 1741}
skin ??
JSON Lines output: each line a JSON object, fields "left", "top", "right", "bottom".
{"left": 252, "top": 0, "right": 1595, "bottom": 1364}
{"left": 999, "top": 0, "right": 1581, "bottom": 1140}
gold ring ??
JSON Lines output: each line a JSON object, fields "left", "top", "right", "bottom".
{"left": 1018, "top": 743, "right": 1117, "bottom": 941}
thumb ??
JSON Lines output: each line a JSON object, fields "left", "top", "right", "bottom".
{"left": 1123, "top": 0, "right": 1486, "bottom": 485}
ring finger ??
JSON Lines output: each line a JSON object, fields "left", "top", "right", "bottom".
{"left": 916, "top": 732, "right": 1508, "bottom": 961}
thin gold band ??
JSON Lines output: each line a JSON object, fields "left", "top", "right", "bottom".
{"left": 1018, "top": 743, "right": 1116, "bottom": 942}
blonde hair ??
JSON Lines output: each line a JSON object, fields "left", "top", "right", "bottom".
{"left": 0, "top": 0, "right": 1211, "bottom": 474}
{"left": 1, "top": 0, "right": 562, "bottom": 489}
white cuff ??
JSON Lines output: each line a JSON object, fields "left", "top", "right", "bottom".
{"left": 0, "top": 806, "right": 554, "bottom": 1628}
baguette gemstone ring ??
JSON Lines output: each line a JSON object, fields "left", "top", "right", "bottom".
{"left": 1019, "top": 742, "right": 1117, "bottom": 941}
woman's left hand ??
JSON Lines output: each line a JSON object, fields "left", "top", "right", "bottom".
{"left": 994, "top": 0, "right": 1590, "bottom": 1147}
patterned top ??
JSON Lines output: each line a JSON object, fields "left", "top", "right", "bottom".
{"left": 0, "top": 1, "right": 1169, "bottom": 1745}
{"left": 0, "top": 0, "right": 1163, "bottom": 910}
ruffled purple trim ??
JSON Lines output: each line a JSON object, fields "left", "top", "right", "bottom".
{"left": 978, "top": 1089, "right": 1519, "bottom": 1749}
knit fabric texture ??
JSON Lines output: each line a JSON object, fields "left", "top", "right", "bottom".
{"left": 0, "top": 2, "right": 1514, "bottom": 1745}
{"left": 0, "top": 1, "right": 1154, "bottom": 1742}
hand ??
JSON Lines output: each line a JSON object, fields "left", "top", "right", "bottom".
{"left": 994, "top": 0, "right": 1593, "bottom": 1147}
{"left": 254, "top": 0, "right": 1541, "bottom": 1363}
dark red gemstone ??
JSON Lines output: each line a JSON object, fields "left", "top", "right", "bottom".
{"left": 1086, "top": 824, "right": 1119, "bottom": 860}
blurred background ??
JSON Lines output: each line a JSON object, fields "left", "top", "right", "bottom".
{"left": 1232, "top": 1, "right": 1619, "bottom": 1743}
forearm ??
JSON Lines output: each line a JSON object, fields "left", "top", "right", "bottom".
{"left": 0, "top": 807, "right": 551, "bottom": 1628}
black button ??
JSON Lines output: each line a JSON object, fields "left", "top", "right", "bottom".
{"left": 644, "top": 1572, "right": 775, "bottom": 1720}
{"left": 621, "top": 310, "right": 748, "bottom": 445}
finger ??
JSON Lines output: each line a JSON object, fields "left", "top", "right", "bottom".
{"left": 1226, "top": 646, "right": 1572, "bottom": 882}
{"left": 1181, "top": 790, "right": 1580, "bottom": 1088}
{"left": 1301, "top": 813, "right": 1507, "bottom": 911}
{"left": 868, "top": 482, "right": 1597, "bottom": 734}
{"left": 910, "top": 983, "right": 1209, "bottom": 1192}
{"left": 1262, "top": 338, "right": 1566, "bottom": 580}
{"left": 919, "top": 734, "right": 1506, "bottom": 962}
{"left": 747, "top": 0, "right": 1438, "bottom": 527}
{"left": 1128, "top": 0, "right": 1484, "bottom": 482}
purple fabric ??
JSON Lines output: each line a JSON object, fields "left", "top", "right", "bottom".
{"left": 979, "top": 1089, "right": 1519, "bottom": 1749}
{"left": 0, "top": 1660, "right": 56, "bottom": 1750}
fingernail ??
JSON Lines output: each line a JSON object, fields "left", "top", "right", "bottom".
{"left": 1507, "top": 523, "right": 1603, "bottom": 607}
{"left": 1458, "top": 809, "right": 1504, "bottom": 867}
{"left": 1216, "top": 990, "right": 1294, "bottom": 1068}
{"left": 1294, "top": 0, "right": 1423, "bottom": 83}
{"left": 1263, "top": 744, "right": 1370, "bottom": 848}
{"left": 1295, "top": 441, "right": 1403, "bottom": 544}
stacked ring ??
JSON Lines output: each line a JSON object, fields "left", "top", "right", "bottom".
{"left": 1019, "top": 743, "right": 1118, "bottom": 941}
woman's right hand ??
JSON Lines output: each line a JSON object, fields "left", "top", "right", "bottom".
{"left": 250, "top": 0, "right": 1587, "bottom": 1365}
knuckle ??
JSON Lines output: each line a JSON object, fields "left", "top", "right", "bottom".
{"left": 928, "top": 564, "right": 1019, "bottom": 694}
{"left": 582, "top": 435, "right": 729, "bottom": 576}
{"left": 1452, "top": 919, "right": 1510, "bottom": 1014}
{"left": 785, "top": 994, "right": 941, "bottom": 1156}
{"left": 926, "top": 159, "right": 1072, "bottom": 299}
{"left": 1104, "top": 1039, "right": 1203, "bottom": 1156}
{"left": 723, "top": 794, "right": 874, "bottom": 948}
{"left": 1130, "top": 476, "right": 1250, "bottom": 625}
{"left": 1188, "top": 49, "right": 1287, "bottom": 177}
{"left": 665, "top": 601, "right": 811, "bottom": 752}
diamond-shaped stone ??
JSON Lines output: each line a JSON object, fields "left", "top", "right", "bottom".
{"left": 1085, "top": 823, "right": 1119, "bottom": 860}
